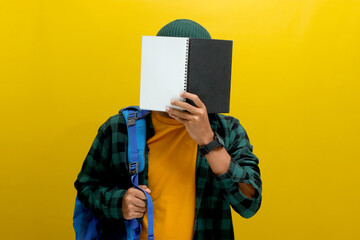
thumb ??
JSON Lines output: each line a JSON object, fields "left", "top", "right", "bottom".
{"left": 138, "top": 185, "right": 151, "bottom": 194}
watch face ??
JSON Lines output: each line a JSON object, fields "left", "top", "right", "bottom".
{"left": 215, "top": 132, "right": 225, "bottom": 146}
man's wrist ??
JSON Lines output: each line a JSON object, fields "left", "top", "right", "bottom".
{"left": 199, "top": 131, "right": 225, "bottom": 156}
{"left": 198, "top": 132, "right": 215, "bottom": 146}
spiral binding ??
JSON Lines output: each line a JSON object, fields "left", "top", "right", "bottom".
{"left": 184, "top": 39, "right": 189, "bottom": 96}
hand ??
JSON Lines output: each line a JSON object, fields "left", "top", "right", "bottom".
{"left": 166, "top": 92, "right": 214, "bottom": 146}
{"left": 122, "top": 185, "right": 151, "bottom": 220}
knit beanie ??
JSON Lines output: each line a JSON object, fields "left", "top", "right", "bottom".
{"left": 156, "top": 19, "right": 211, "bottom": 39}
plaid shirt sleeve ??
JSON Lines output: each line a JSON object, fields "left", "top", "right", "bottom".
{"left": 213, "top": 116, "right": 262, "bottom": 219}
{"left": 74, "top": 116, "right": 127, "bottom": 221}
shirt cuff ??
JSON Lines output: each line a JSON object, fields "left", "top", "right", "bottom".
{"left": 214, "top": 158, "right": 254, "bottom": 200}
{"left": 215, "top": 157, "right": 247, "bottom": 183}
{"left": 112, "top": 189, "right": 127, "bottom": 220}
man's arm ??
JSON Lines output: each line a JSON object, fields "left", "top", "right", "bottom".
{"left": 202, "top": 145, "right": 256, "bottom": 199}
{"left": 75, "top": 115, "right": 153, "bottom": 222}
{"left": 74, "top": 119, "right": 127, "bottom": 221}
{"left": 167, "top": 92, "right": 262, "bottom": 218}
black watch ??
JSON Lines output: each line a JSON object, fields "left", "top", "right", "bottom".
{"left": 199, "top": 132, "right": 225, "bottom": 156}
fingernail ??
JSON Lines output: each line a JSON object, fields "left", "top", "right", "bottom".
{"left": 166, "top": 107, "right": 170, "bottom": 112}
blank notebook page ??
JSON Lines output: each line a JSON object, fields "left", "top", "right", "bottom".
{"left": 140, "top": 36, "right": 188, "bottom": 112}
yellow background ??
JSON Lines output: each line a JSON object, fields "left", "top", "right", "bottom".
{"left": 1, "top": 0, "right": 359, "bottom": 239}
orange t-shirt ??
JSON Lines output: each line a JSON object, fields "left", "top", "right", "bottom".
{"left": 139, "top": 111, "right": 198, "bottom": 240}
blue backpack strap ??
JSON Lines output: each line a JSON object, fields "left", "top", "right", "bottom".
{"left": 121, "top": 106, "right": 154, "bottom": 240}
{"left": 121, "top": 106, "right": 148, "bottom": 174}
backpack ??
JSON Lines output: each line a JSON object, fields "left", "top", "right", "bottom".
{"left": 73, "top": 106, "right": 155, "bottom": 240}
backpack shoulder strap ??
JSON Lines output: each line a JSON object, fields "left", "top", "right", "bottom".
{"left": 120, "top": 106, "right": 150, "bottom": 174}
{"left": 120, "top": 106, "right": 154, "bottom": 240}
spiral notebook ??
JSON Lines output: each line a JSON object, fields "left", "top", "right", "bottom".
{"left": 140, "top": 36, "right": 233, "bottom": 113}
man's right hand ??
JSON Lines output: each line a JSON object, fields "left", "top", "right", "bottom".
{"left": 122, "top": 185, "right": 151, "bottom": 220}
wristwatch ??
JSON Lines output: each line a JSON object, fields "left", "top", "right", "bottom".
{"left": 199, "top": 132, "right": 225, "bottom": 156}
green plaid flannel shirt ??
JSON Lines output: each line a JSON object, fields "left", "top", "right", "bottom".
{"left": 74, "top": 111, "right": 262, "bottom": 240}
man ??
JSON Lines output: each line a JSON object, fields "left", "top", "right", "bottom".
{"left": 75, "top": 19, "right": 262, "bottom": 240}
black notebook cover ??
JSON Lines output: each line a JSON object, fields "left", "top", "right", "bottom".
{"left": 187, "top": 38, "right": 233, "bottom": 113}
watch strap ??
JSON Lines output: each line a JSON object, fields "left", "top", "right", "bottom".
{"left": 199, "top": 132, "right": 224, "bottom": 156}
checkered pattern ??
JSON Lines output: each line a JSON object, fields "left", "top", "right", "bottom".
{"left": 74, "top": 111, "right": 262, "bottom": 240}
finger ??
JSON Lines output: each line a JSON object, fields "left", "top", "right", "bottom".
{"left": 132, "top": 205, "right": 146, "bottom": 213}
{"left": 167, "top": 112, "right": 187, "bottom": 125}
{"left": 181, "top": 92, "right": 205, "bottom": 109}
{"left": 125, "top": 209, "right": 146, "bottom": 220}
{"left": 167, "top": 107, "right": 193, "bottom": 120}
{"left": 131, "top": 211, "right": 146, "bottom": 219}
{"left": 138, "top": 185, "right": 151, "bottom": 194}
{"left": 131, "top": 197, "right": 147, "bottom": 208}
{"left": 170, "top": 99, "right": 199, "bottom": 114}
{"left": 132, "top": 188, "right": 147, "bottom": 201}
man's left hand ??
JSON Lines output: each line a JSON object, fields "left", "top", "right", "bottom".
{"left": 166, "top": 92, "right": 214, "bottom": 146}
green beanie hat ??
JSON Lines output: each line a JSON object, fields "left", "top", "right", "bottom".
{"left": 156, "top": 19, "right": 211, "bottom": 39}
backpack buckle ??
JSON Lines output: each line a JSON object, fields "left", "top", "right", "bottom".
{"left": 128, "top": 112, "right": 137, "bottom": 126}
{"left": 129, "top": 162, "right": 138, "bottom": 175}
